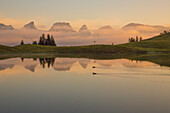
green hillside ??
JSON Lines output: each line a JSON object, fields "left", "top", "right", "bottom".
{"left": 118, "top": 32, "right": 170, "bottom": 52}
{"left": 0, "top": 33, "right": 170, "bottom": 54}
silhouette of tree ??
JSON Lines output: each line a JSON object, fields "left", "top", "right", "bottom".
{"left": 51, "top": 35, "right": 56, "bottom": 46}
{"left": 47, "top": 34, "right": 50, "bottom": 40}
{"left": 32, "top": 41, "right": 37, "bottom": 45}
{"left": 140, "top": 37, "right": 143, "bottom": 41}
{"left": 45, "top": 34, "right": 51, "bottom": 45}
{"left": 132, "top": 38, "right": 135, "bottom": 42}
{"left": 129, "top": 37, "right": 135, "bottom": 42}
{"left": 21, "top": 40, "right": 24, "bottom": 45}
{"left": 163, "top": 30, "right": 168, "bottom": 34}
{"left": 128, "top": 37, "right": 131, "bottom": 42}
{"left": 136, "top": 36, "right": 139, "bottom": 42}
{"left": 129, "top": 36, "right": 143, "bottom": 42}
{"left": 21, "top": 58, "right": 24, "bottom": 62}
{"left": 38, "top": 34, "right": 45, "bottom": 45}
{"left": 94, "top": 41, "right": 96, "bottom": 44}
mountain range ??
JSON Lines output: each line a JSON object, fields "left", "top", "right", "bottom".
{"left": 0, "top": 21, "right": 169, "bottom": 34}
{"left": 0, "top": 21, "right": 170, "bottom": 46}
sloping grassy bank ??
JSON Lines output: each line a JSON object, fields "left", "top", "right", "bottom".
{"left": 0, "top": 32, "right": 170, "bottom": 54}
{"left": 118, "top": 32, "right": 170, "bottom": 53}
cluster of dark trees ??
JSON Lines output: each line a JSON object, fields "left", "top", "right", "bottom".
{"left": 129, "top": 36, "right": 142, "bottom": 42}
{"left": 160, "top": 30, "right": 170, "bottom": 35}
{"left": 20, "top": 57, "right": 55, "bottom": 68}
{"left": 20, "top": 34, "right": 56, "bottom": 46}
{"left": 39, "top": 58, "right": 55, "bottom": 68}
{"left": 38, "top": 34, "right": 56, "bottom": 46}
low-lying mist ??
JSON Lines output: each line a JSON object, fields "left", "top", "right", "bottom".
{"left": 0, "top": 26, "right": 166, "bottom": 46}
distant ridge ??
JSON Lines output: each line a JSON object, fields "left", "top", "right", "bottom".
{"left": 122, "top": 23, "right": 167, "bottom": 29}
{"left": 79, "top": 25, "right": 88, "bottom": 32}
{"left": 98, "top": 25, "right": 113, "bottom": 30}
{"left": 94, "top": 25, "right": 113, "bottom": 36}
{"left": 49, "top": 22, "right": 75, "bottom": 32}
{"left": 0, "top": 23, "right": 14, "bottom": 30}
{"left": 23, "top": 21, "right": 37, "bottom": 29}
{"left": 78, "top": 25, "right": 92, "bottom": 36}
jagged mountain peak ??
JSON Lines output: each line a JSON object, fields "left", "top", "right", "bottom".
{"left": 24, "top": 21, "right": 37, "bottom": 29}
{"left": 78, "top": 25, "right": 92, "bottom": 36}
{"left": 79, "top": 25, "right": 88, "bottom": 32}
{"left": 0, "top": 23, "right": 14, "bottom": 30}
{"left": 49, "top": 22, "right": 75, "bottom": 32}
{"left": 53, "top": 22, "right": 71, "bottom": 26}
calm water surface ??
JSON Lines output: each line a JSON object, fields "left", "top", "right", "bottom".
{"left": 0, "top": 57, "right": 170, "bottom": 113}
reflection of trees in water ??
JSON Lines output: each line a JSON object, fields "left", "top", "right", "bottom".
{"left": 39, "top": 58, "right": 55, "bottom": 68}
{"left": 129, "top": 59, "right": 142, "bottom": 63}
{"left": 33, "top": 58, "right": 37, "bottom": 61}
{"left": 21, "top": 58, "right": 24, "bottom": 62}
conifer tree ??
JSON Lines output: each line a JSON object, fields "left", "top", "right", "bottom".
{"left": 136, "top": 36, "right": 139, "bottom": 42}
{"left": 51, "top": 35, "right": 56, "bottom": 46}
{"left": 21, "top": 40, "right": 24, "bottom": 45}
{"left": 128, "top": 37, "right": 131, "bottom": 42}
{"left": 140, "top": 37, "right": 143, "bottom": 41}
{"left": 45, "top": 34, "right": 51, "bottom": 45}
{"left": 32, "top": 41, "right": 37, "bottom": 45}
{"left": 38, "top": 34, "right": 45, "bottom": 45}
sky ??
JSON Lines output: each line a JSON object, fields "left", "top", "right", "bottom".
{"left": 0, "top": 0, "right": 170, "bottom": 30}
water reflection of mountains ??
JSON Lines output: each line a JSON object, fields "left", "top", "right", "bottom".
{"left": 0, "top": 57, "right": 169, "bottom": 73}
{"left": 0, "top": 58, "right": 90, "bottom": 72}
{"left": 38, "top": 58, "right": 90, "bottom": 71}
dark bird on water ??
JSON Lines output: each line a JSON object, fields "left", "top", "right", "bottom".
{"left": 93, "top": 72, "right": 97, "bottom": 75}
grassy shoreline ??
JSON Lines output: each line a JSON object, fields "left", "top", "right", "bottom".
{"left": 0, "top": 52, "right": 169, "bottom": 67}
